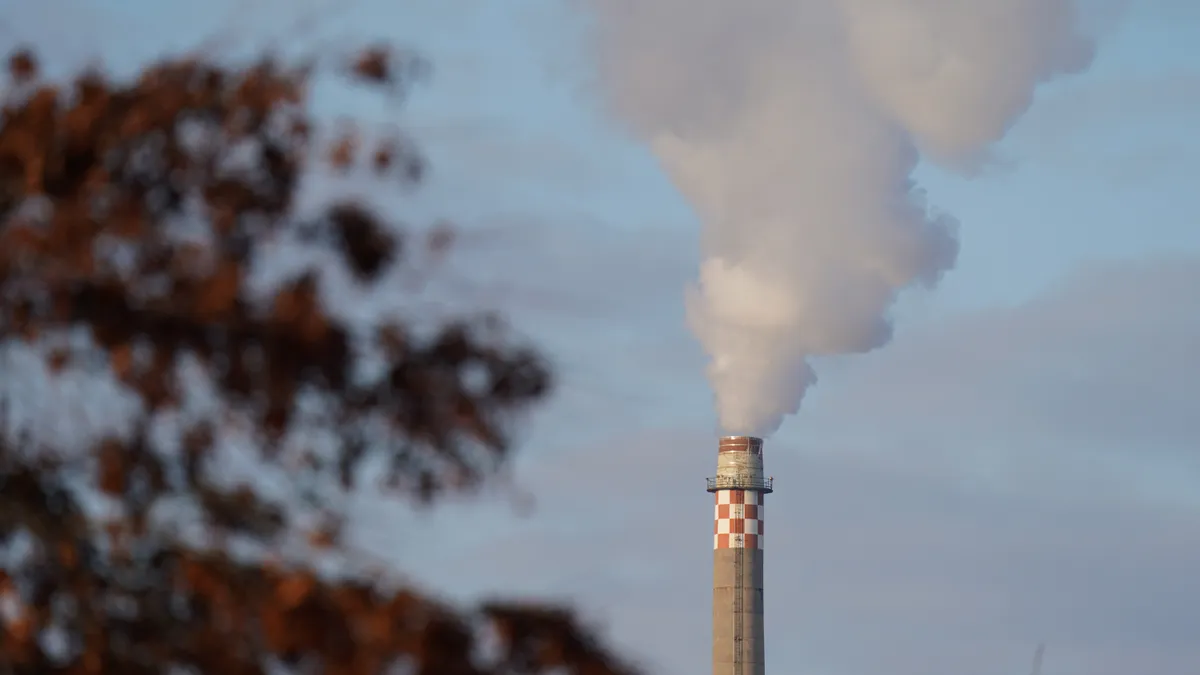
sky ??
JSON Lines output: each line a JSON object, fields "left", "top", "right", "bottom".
{"left": 3, "top": 1, "right": 1200, "bottom": 674}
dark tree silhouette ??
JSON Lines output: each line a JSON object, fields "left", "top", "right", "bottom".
{"left": 0, "top": 45, "right": 635, "bottom": 675}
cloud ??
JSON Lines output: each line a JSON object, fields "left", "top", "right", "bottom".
{"left": 801, "top": 255, "right": 1200, "bottom": 507}
{"left": 1004, "top": 71, "right": 1200, "bottom": 180}
{"left": 372, "top": 255, "right": 1200, "bottom": 675}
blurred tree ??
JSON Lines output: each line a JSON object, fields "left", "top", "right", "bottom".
{"left": 0, "top": 45, "right": 634, "bottom": 675}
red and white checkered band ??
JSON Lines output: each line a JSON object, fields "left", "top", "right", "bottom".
{"left": 713, "top": 489, "right": 764, "bottom": 550}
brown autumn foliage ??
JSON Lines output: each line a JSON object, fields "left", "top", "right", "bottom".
{"left": 0, "top": 45, "right": 636, "bottom": 675}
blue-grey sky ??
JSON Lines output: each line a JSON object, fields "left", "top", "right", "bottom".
{"left": 4, "top": 1, "right": 1199, "bottom": 674}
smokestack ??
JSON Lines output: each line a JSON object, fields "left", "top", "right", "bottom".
{"left": 708, "top": 435, "right": 772, "bottom": 675}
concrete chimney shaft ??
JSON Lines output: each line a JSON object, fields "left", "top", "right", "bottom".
{"left": 707, "top": 436, "right": 772, "bottom": 675}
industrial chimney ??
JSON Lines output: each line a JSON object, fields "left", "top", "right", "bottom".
{"left": 708, "top": 435, "right": 772, "bottom": 675}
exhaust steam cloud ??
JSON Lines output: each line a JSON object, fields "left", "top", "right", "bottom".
{"left": 583, "top": 0, "right": 1094, "bottom": 436}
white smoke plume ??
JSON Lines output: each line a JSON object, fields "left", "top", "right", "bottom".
{"left": 581, "top": 0, "right": 1094, "bottom": 436}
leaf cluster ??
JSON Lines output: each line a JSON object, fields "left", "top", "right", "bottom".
{"left": 0, "top": 47, "right": 633, "bottom": 675}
